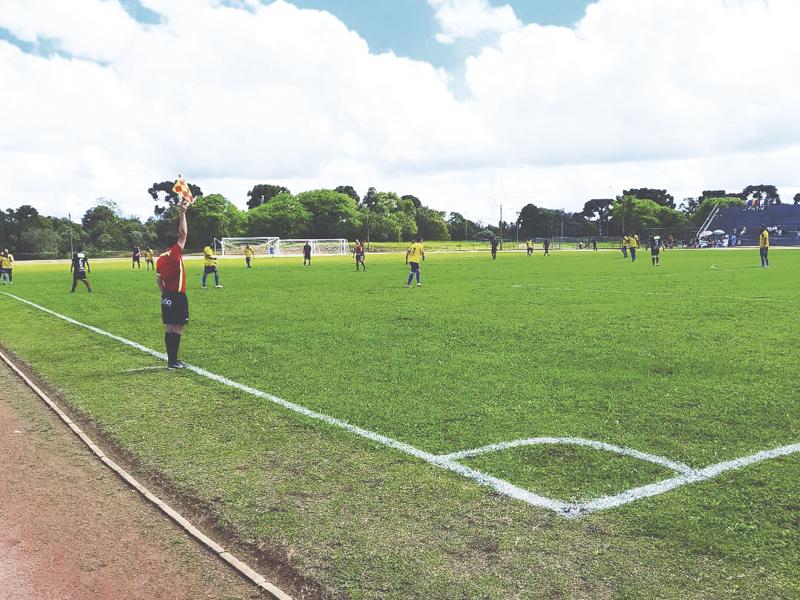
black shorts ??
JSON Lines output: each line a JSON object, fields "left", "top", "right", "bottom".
{"left": 73, "top": 271, "right": 87, "bottom": 281}
{"left": 356, "top": 253, "right": 364, "bottom": 260}
{"left": 203, "top": 265, "right": 217, "bottom": 274}
{"left": 304, "top": 254, "right": 311, "bottom": 260}
{"left": 161, "top": 292, "right": 189, "bottom": 325}
{"left": 652, "top": 248, "right": 660, "bottom": 256}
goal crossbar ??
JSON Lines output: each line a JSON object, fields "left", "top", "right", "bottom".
{"left": 220, "top": 237, "right": 349, "bottom": 257}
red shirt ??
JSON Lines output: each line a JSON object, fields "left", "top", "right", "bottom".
{"left": 156, "top": 244, "right": 186, "bottom": 294}
{"left": 355, "top": 243, "right": 364, "bottom": 254}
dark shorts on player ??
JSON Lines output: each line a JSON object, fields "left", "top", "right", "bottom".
{"left": 73, "top": 271, "right": 87, "bottom": 281}
{"left": 161, "top": 292, "right": 189, "bottom": 325}
{"left": 409, "top": 262, "right": 420, "bottom": 272}
{"left": 356, "top": 253, "right": 364, "bottom": 260}
{"left": 652, "top": 248, "right": 660, "bottom": 256}
{"left": 203, "top": 265, "right": 217, "bottom": 275}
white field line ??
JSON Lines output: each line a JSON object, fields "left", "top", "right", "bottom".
{"left": 574, "top": 442, "right": 800, "bottom": 518}
{"left": 4, "top": 290, "right": 800, "bottom": 519}
{"left": 0, "top": 292, "right": 569, "bottom": 514}
{"left": 0, "top": 349, "right": 292, "bottom": 600}
{"left": 440, "top": 437, "right": 695, "bottom": 476}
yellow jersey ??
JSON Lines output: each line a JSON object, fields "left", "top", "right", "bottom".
{"left": 526, "top": 240, "right": 533, "bottom": 249}
{"left": 407, "top": 242, "right": 424, "bottom": 263}
{"left": 1, "top": 254, "right": 12, "bottom": 268}
{"left": 628, "top": 236, "right": 638, "bottom": 249}
{"left": 244, "top": 248, "right": 254, "bottom": 258}
{"left": 203, "top": 246, "right": 217, "bottom": 267}
{"left": 760, "top": 230, "right": 769, "bottom": 248}
{"left": 145, "top": 249, "right": 153, "bottom": 260}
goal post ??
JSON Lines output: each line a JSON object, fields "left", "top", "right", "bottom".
{"left": 220, "top": 237, "right": 279, "bottom": 257}
{"left": 275, "top": 239, "right": 349, "bottom": 256}
{"left": 219, "top": 237, "right": 349, "bottom": 257}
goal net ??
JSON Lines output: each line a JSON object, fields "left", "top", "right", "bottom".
{"left": 219, "top": 237, "right": 279, "bottom": 256}
{"left": 219, "top": 237, "right": 349, "bottom": 257}
{"left": 275, "top": 239, "right": 349, "bottom": 256}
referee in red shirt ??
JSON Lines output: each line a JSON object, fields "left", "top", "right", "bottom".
{"left": 156, "top": 200, "right": 189, "bottom": 369}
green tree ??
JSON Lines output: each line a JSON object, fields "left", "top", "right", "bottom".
{"left": 610, "top": 196, "right": 687, "bottom": 235}
{"left": 447, "top": 212, "right": 479, "bottom": 241}
{"left": 623, "top": 188, "right": 675, "bottom": 209}
{"left": 581, "top": 199, "right": 614, "bottom": 234}
{"left": 82, "top": 200, "right": 126, "bottom": 251}
{"left": 246, "top": 184, "right": 291, "bottom": 209}
{"left": 247, "top": 193, "right": 312, "bottom": 238}
{"left": 416, "top": 207, "right": 450, "bottom": 240}
{"left": 334, "top": 186, "right": 360, "bottom": 203}
{"left": 296, "top": 189, "right": 362, "bottom": 238}
{"left": 187, "top": 194, "right": 245, "bottom": 247}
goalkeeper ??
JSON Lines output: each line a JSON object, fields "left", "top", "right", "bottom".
{"left": 202, "top": 243, "right": 223, "bottom": 289}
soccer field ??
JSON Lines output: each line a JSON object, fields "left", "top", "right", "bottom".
{"left": 2, "top": 249, "right": 799, "bottom": 598}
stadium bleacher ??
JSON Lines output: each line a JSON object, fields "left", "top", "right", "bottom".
{"left": 707, "top": 205, "right": 800, "bottom": 246}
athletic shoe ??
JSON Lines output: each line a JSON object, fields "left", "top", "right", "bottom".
{"left": 417, "top": 283, "right": 423, "bottom": 287}
{"left": 167, "top": 361, "right": 188, "bottom": 370}
{"left": 405, "top": 284, "right": 411, "bottom": 288}
{"left": 215, "top": 285, "right": 224, "bottom": 288}
{"left": 201, "top": 286, "right": 207, "bottom": 289}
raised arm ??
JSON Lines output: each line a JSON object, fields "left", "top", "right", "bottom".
{"left": 177, "top": 200, "right": 188, "bottom": 249}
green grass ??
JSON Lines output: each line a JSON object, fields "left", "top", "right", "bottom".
{"left": 1, "top": 248, "right": 799, "bottom": 599}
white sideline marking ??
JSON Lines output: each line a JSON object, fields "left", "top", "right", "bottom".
{"left": 0, "top": 292, "right": 569, "bottom": 514}
{"left": 440, "top": 437, "right": 695, "bottom": 476}
{"left": 4, "top": 290, "right": 800, "bottom": 519}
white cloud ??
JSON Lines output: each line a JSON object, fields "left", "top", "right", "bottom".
{"left": 1, "top": 0, "right": 800, "bottom": 226}
{"left": 428, "top": 0, "right": 521, "bottom": 44}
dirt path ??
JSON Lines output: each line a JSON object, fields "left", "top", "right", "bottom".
{"left": 0, "top": 363, "right": 267, "bottom": 600}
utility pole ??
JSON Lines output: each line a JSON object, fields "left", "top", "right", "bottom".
{"left": 499, "top": 204, "right": 503, "bottom": 248}
{"left": 68, "top": 212, "right": 74, "bottom": 256}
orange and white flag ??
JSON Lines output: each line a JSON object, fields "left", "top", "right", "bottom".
{"left": 172, "top": 175, "right": 195, "bottom": 205}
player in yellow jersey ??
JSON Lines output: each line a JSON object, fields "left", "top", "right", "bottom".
{"left": 405, "top": 237, "right": 425, "bottom": 287}
{"left": 526, "top": 239, "right": 533, "bottom": 256}
{"left": 244, "top": 244, "right": 254, "bottom": 268}
{"left": 201, "top": 244, "right": 223, "bottom": 289}
{"left": 759, "top": 226, "right": 769, "bottom": 268}
{"left": 1, "top": 249, "right": 14, "bottom": 285}
{"left": 621, "top": 235, "right": 629, "bottom": 258}
{"left": 628, "top": 234, "right": 638, "bottom": 262}
{"left": 145, "top": 247, "right": 155, "bottom": 270}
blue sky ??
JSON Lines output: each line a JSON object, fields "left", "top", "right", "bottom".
{"left": 107, "top": 1, "right": 593, "bottom": 70}
{"left": 288, "top": 1, "right": 592, "bottom": 67}
{"left": 2, "top": 0, "right": 799, "bottom": 221}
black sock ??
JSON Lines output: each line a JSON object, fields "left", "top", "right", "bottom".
{"left": 165, "top": 332, "right": 181, "bottom": 363}
{"left": 165, "top": 332, "right": 175, "bottom": 363}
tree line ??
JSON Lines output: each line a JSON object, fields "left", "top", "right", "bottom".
{"left": 1, "top": 182, "right": 793, "bottom": 258}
